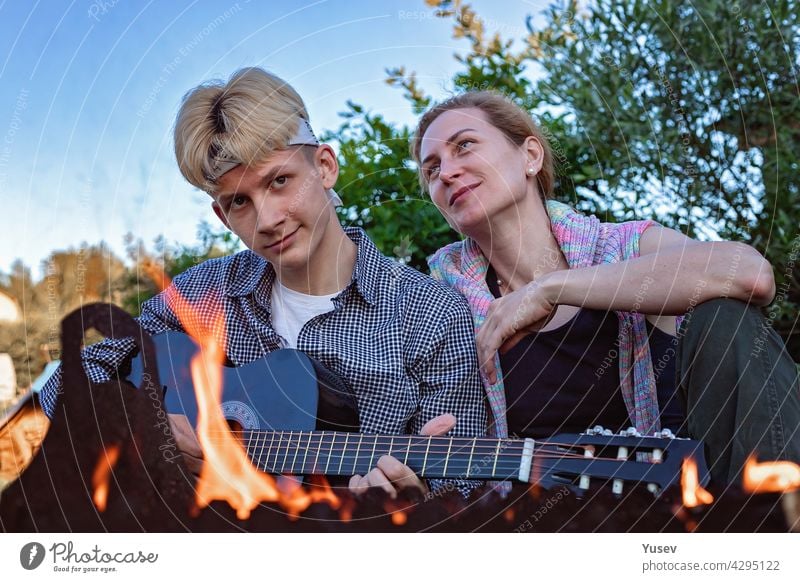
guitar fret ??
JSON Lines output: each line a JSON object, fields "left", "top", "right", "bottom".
{"left": 279, "top": 432, "right": 289, "bottom": 473}
{"left": 311, "top": 432, "right": 322, "bottom": 473}
{"left": 301, "top": 432, "right": 312, "bottom": 474}
{"left": 421, "top": 437, "right": 432, "bottom": 477}
{"left": 253, "top": 430, "right": 264, "bottom": 470}
{"left": 266, "top": 431, "right": 276, "bottom": 472}
{"left": 442, "top": 437, "right": 452, "bottom": 477}
{"left": 354, "top": 433, "right": 364, "bottom": 474}
{"left": 466, "top": 438, "right": 477, "bottom": 478}
{"left": 290, "top": 432, "right": 302, "bottom": 473}
{"left": 388, "top": 436, "right": 394, "bottom": 459}
{"left": 369, "top": 435, "right": 378, "bottom": 469}
{"left": 338, "top": 433, "right": 350, "bottom": 475}
{"left": 403, "top": 438, "right": 410, "bottom": 466}
{"left": 245, "top": 429, "right": 254, "bottom": 466}
{"left": 324, "top": 433, "right": 334, "bottom": 475}
{"left": 492, "top": 439, "right": 501, "bottom": 478}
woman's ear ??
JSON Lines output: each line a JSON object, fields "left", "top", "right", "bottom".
{"left": 523, "top": 136, "right": 544, "bottom": 175}
{"left": 315, "top": 144, "right": 340, "bottom": 190}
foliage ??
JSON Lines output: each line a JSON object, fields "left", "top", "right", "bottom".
{"left": 529, "top": 0, "right": 800, "bottom": 350}
{"left": 120, "top": 221, "right": 242, "bottom": 316}
{"left": 326, "top": 102, "right": 459, "bottom": 269}
{"left": 339, "top": 0, "right": 799, "bottom": 357}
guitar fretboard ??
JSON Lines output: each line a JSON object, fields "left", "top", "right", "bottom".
{"left": 244, "top": 431, "right": 527, "bottom": 480}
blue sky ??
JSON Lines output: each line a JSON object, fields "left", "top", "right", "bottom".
{"left": 0, "top": 0, "right": 548, "bottom": 278}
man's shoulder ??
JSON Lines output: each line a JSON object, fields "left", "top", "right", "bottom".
{"left": 376, "top": 257, "right": 470, "bottom": 316}
{"left": 171, "top": 250, "right": 266, "bottom": 297}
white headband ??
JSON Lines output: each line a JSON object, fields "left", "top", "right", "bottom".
{"left": 209, "top": 118, "right": 343, "bottom": 207}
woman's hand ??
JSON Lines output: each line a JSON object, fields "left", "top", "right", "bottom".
{"left": 476, "top": 279, "right": 557, "bottom": 385}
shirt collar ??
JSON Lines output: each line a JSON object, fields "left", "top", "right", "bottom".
{"left": 225, "top": 227, "right": 381, "bottom": 307}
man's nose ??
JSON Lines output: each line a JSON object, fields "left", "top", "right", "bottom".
{"left": 254, "top": 194, "right": 285, "bottom": 232}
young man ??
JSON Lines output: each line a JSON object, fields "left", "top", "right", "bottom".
{"left": 40, "top": 68, "right": 486, "bottom": 497}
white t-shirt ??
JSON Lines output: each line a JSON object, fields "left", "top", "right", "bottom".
{"left": 270, "top": 280, "right": 340, "bottom": 348}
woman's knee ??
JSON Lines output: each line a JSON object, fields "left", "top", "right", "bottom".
{"left": 682, "top": 297, "right": 761, "bottom": 336}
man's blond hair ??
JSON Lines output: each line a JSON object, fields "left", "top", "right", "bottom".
{"left": 174, "top": 67, "right": 308, "bottom": 192}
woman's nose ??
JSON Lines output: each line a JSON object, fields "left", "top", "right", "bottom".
{"left": 438, "top": 158, "right": 462, "bottom": 183}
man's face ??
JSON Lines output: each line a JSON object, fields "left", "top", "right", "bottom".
{"left": 212, "top": 145, "right": 339, "bottom": 274}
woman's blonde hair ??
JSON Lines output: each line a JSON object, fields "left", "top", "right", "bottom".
{"left": 174, "top": 67, "right": 308, "bottom": 192}
{"left": 410, "top": 91, "right": 555, "bottom": 200}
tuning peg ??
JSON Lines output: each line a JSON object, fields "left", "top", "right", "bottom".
{"left": 579, "top": 446, "right": 594, "bottom": 490}
{"left": 659, "top": 428, "right": 675, "bottom": 439}
{"left": 647, "top": 448, "right": 664, "bottom": 494}
{"left": 612, "top": 445, "right": 628, "bottom": 495}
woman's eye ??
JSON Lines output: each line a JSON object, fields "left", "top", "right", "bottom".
{"left": 456, "top": 139, "right": 474, "bottom": 152}
{"left": 427, "top": 165, "right": 440, "bottom": 179}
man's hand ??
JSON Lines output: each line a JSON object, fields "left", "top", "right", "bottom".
{"left": 168, "top": 413, "right": 204, "bottom": 475}
{"left": 348, "top": 414, "right": 458, "bottom": 498}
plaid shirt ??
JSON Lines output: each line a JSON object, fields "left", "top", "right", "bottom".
{"left": 41, "top": 228, "right": 487, "bottom": 493}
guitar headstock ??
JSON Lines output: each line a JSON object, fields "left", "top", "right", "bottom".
{"left": 529, "top": 429, "right": 709, "bottom": 496}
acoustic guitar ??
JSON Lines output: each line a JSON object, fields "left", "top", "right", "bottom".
{"left": 128, "top": 331, "right": 709, "bottom": 495}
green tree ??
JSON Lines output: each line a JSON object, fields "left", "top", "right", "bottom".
{"left": 332, "top": 0, "right": 799, "bottom": 358}
{"left": 530, "top": 0, "right": 800, "bottom": 353}
{"left": 120, "top": 221, "right": 242, "bottom": 316}
{"left": 327, "top": 102, "right": 458, "bottom": 270}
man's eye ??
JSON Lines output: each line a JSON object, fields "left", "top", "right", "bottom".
{"left": 231, "top": 195, "right": 247, "bottom": 208}
{"left": 272, "top": 175, "right": 288, "bottom": 188}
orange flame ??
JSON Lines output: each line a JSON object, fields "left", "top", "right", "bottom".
{"left": 143, "top": 263, "right": 352, "bottom": 520}
{"left": 92, "top": 443, "right": 121, "bottom": 511}
{"left": 141, "top": 265, "right": 280, "bottom": 520}
{"left": 280, "top": 475, "right": 341, "bottom": 520}
{"left": 391, "top": 510, "right": 408, "bottom": 526}
{"left": 742, "top": 456, "right": 800, "bottom": 494}
{"left": 681, "top": 457, "right": 713, "bottom": 508}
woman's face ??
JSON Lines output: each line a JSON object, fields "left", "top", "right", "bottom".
{"left": 419, "top": 107, "right": 533, "bottom": 235}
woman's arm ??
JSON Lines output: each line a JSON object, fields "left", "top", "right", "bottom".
{"left": 475, "top": 226, "right": 775, "bottom": 383}
{"left": 542, "top": 226, "right": 776, "bottom": 314}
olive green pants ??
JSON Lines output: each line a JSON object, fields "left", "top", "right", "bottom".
{"left": 678, "top": 298, "right": 800, "bottom": 485}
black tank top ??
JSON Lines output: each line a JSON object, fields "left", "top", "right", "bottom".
{"left": 486, "top": 267, "right": 685, "bottom": 438}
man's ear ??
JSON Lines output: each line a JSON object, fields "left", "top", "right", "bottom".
{"left": 523, "top": 136, "right": 545, "bottom": 175}
{"left": 211, "top": 201, "right": 231, "bottom": 229}
{"left": 315, "top": 144, "right": 339, "bottom": 190}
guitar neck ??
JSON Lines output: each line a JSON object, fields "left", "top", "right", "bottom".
{"left": 244, "top": 431, "right": 529, "bottom": 481}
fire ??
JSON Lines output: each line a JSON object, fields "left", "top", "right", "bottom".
{"left": 139, "top": 264, "right": 279, "bottom": 519}
{"left": 176, "top": 291, "right": 281, "bottom": 519}
{"left": 742, "top": 456, "right": 800, "bottom": 494}
{"left": 391, "top": 510, "right": 408, "bottom": 526}
{"left": 92, "top": 443, "right": 121, "bottom": 512}
{"left": 681, "top": 457, "right": 713, "bottom": 508}
{"left": 280, "top": 476, "right": 341, "bottom": 520}
{"left": 143, "top": 262, "right": 344, "bottom": 520}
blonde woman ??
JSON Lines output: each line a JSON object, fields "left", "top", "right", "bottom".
{"left": 413, "top": 91, "right": 800, "bottom": 485}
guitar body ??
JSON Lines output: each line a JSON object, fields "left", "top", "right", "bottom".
{"left": 128, "top": 331, "right": 360, "bottom": 434}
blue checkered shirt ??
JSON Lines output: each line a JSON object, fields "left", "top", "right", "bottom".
{"left": 41, "top": 228, "right": 487, "bottom": 494}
